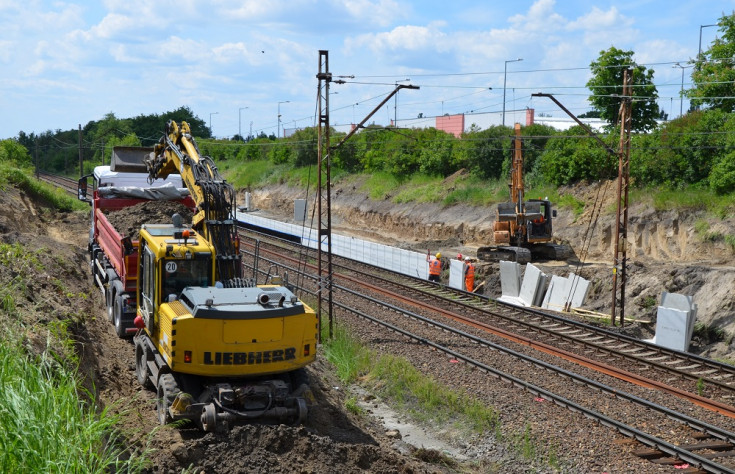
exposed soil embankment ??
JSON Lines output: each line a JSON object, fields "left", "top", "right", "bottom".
{"left": 244, "top": 179, "right": 735, "bottom": 355}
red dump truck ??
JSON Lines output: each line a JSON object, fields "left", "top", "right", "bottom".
{"left": 78, "top": 146, "right": 194, "bottom": 337}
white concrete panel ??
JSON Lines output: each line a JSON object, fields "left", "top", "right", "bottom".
{"left": 294, "top": 199, "right": 307, "bottom": 222}
{"left": 568, "top": 273, "right": 591, "bottom": 309}
{"left": 519, "top": 264, "right": 544, "bottom": 307}
{"left": 499, "top": 261, "right": 521, "bottom": 298}
{"left": 661, "top": 292, "right": 694, "bottom": 312}
{"left": 236, "top": 212, "right": 431, "bottom": 279}
{"left": 543, "top": 275, "right": 570, "bottom": 311}
{"left": 655, "top": 306, "right": 691, "bottom": 352}
{"left": 449, "top": 260, "right": 465, "bottom": 290}
{"left": 534, "top": 274, "right": 549, "bottom": 307}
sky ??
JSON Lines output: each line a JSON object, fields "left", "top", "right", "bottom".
{"left": 1, "top": 0, "right": 734, "bottom": 140}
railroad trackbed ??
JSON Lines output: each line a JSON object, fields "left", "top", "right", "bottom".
{"left": 241, "top": 227, "right": 735, "bottom": 473}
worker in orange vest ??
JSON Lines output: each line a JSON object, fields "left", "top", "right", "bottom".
{"left": 427, "top": 252, "right": 442, "bottom": 283}
{"left": 464, "top": 256, "right": 475, "bottom": 292}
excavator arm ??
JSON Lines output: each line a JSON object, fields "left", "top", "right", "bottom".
{"left": 145, "top": 120, "right": 242, "bottom": 283}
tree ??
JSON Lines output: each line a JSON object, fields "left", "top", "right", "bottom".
{"left": 587, "top": 47, "right": 661, "bottom": 132}
{"left": 688, "top": 13, "right": 735, "bottom": 112}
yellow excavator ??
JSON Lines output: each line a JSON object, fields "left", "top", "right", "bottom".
{"left": 478, "top": 123, "right": 570, "bottom": 263}
{"left": 133, "top": 120, "right": 317, "bottom": 431}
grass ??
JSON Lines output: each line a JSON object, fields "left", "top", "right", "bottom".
{"left": 0, "top": 334, "right": 150, "bottom": 473}
{"left": 359, "top": 171, "right": 403, "bottom": 200}
{"left": 321, "top": 321, "right": 564, "bottom": 470}
{"left": 0, "top": 222, "right": 151, "bottom": 473}
{"left": 0, "top": 164, "right": 88, "bottom": 212}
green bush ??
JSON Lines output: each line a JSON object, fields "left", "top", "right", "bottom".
{"left": 709, "top": 152, "right": 735, "bottom": 194}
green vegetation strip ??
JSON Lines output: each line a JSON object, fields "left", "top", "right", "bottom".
{"left": 321, "top": 322, "right": 564, "bottom": 470}
{"left": 0, "top": 335, "right": 149, "bottom": 473}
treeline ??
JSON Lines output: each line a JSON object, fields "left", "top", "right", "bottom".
{"left": 12, "top": 106, "right": 212, "bottom": 176}
{"left": 4, "top": 107, "right": 734, "bottom": 196}
{"left": 195, "top": 109, "right": 735, "bottom": 195}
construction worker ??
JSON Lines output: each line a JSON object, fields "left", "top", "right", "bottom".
{"left": 427, "top": 252, "right": 442, "bottom": 283}
{"left": 464, "top": 256, "right": 475, "bottom": 292}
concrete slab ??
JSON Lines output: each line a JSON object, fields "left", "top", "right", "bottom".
{"left": 533, "top": 274, "right": 549, "bottom": 307}
{"left": 567, "top": 273, "right": 591, "bottom": 309}
{"left": 449, "top": 259, "right": 465, "bottom": 290}
{"left": 294, "top": 199, "right": 307, "bottom": 222}
{"left": 661, "top": 292, "right": 694, "bottom": 312}
{"left": 499, "top": 261, "right": 522, "bottom": 298}
{"left": 519, "top": 264, "right": 544, "bottom": 307}
{"left": 543, "top": 275, "right": 571, "bottom": 311}
{"left": 655, "top": 306, "right": 691, "bottom": 352}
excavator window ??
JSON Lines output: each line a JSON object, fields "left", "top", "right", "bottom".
{"left": 162, "top": 258, "right": 211, "bottom": 302}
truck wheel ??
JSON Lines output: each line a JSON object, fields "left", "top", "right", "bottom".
{"left": 105, "top": 285, "right": 115, "bottom": 322}
{"left": 135, "top": 341, "right": 153, "bottom": 390}
{"left": 156, "top": 373, "right": 180, "bottom": 425}
{"left": 113, "top": 294, "right": 126, "bottom": 338}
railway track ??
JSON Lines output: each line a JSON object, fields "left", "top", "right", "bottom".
{"left": 37, "top": 172, "right": 78, "bottom": 195}
{"left": 240, "top": 227, "right": 735, "bottom": 473}
{"left": 244, "top": 228, "right": 735, "bottom": 407}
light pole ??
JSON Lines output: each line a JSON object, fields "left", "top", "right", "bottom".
{"left": 209, "top": 112, "right": 218, "bottom": 137}
{"left": 673, "top": 63, "right": 692, "bottom": 117}
{"left": 394, "top": 78, "right": 410, "bottom": 126}
{"left": 238, "top": 107, "right": 248, "bottom": 140}
{"left": 502, "top": 58, "right": 523, "bottom": 127}
{"left": 698, "top": 23, "right": 717, "bottom": 66}
{"left": 277, "top": 101, "right": 289, "bottom": 138}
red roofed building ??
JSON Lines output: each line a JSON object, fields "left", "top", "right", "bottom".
{"left": 436, "top": 114, "right": 465, "bottom": 138}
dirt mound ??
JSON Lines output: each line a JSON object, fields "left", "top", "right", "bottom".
{"left": 0, "top": 184, "right": 454, "bottom": 473}
{"left": 105, "top": 200, "right": 194, "bottom": 240}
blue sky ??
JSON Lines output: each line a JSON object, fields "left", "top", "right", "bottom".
{"left": 1, "top": 0, "right": 733, "bottom": 139}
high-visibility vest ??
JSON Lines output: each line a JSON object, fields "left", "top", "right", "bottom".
{"left": 428, "top": 259, "right": 441, "bottom": 276}
{"left": 465, "top": 263, "right": 475, "bottom": 290}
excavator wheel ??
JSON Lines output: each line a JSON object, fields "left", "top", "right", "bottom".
{"left": 156, "top": 373, "right": 180, "bottom": 425}
{"left": 135, "top": 341, "right": 153, "bottom": 390}
{"left": 293, "top": 398, "right": 308, "bottom": 425}
{"left": 201, "top": 404, "right": 217, "bottom": 432}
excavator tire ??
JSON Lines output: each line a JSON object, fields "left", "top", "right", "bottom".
{"left": 135, "top": 341, "right": 153, "bottom": 389}
{"left": 156, "top": 373, "right": 180, "bottom": 425}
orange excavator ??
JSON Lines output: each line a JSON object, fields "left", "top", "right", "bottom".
{"left": 477, "top": 123, "right": 570, "bottom": 263}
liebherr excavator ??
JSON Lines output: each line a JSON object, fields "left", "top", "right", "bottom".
{"left": 477, "top": 123, "right": 570, "bottom": 263}
{"left": 131, "top": 120, "right": 317, "bottom": 431}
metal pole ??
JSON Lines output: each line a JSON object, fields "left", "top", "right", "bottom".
{"left": 393, "top": 79, "right": 410, "bottom": 126}
{"left": 239, "top": 107, "right": 248, "bottom": 140}
{"left": 673, "top": 63, "right": 692, "bottom": 117}
{"left": 503, "top": 59, "right": 522, "bottom": 127}
{"left": 699, "top": 24, "right": 717, "bottom": 65}
{"left": 209, "top": 112, "right": 218, "bottom": 137}
{"left": 278, "top": 101, "right": 290, "bottom": 138}
{"left": 78, "top": 124, "right": 82, "bottom": 177}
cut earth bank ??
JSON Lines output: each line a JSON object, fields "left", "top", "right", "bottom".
{"left": 244, "top": 176, "right": 735, "bottom": 360}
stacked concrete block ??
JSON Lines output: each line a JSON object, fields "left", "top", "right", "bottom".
{"left": 497, "top": 261, "right": 522, "bottom": 304}
{"left": 540, "top": 273, "right": 590, "bottom": 312}
{"left": 646, "top": 292, "right": 697, "bottom": 352}
{"left": 498, "top": 262, "right": 548, "bottom": 307}
{"left": 448, "top": 259, "right": 466, "bottom": 290}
